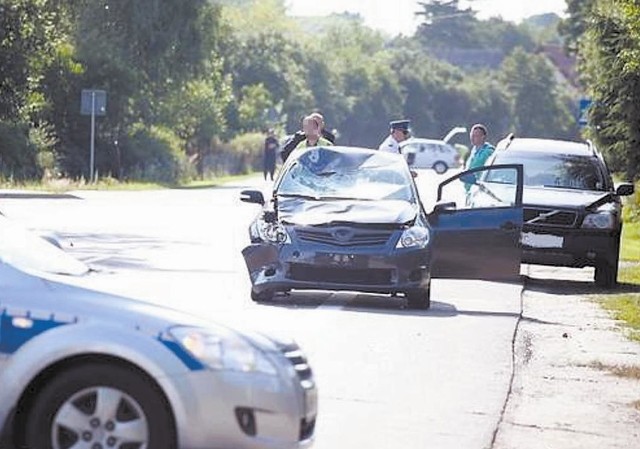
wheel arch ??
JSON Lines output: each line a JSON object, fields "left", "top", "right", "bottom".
{"left": 10, "top": 353, "right": 178, "bottom": 448}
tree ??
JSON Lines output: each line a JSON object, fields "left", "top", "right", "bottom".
{"left": 500, "top": 47, "right": 577, "bottom": 139}
{"left": 578, "top": 0, "right": 640, "bottom": 179}
{"left": 415, "top": 0, "right": 478, "bottom": 49}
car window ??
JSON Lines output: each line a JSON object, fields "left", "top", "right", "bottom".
{"left": 493, "top": 152, "right": 607, "bottom": 191}
{"left": 439, "top": 166, "right": 521, "bottom": 209}
{"left": 278, "top": 148, "right": 415, "bottom": 202}
{"left": 0, "top": 216, "right": 89, "bottom": 276}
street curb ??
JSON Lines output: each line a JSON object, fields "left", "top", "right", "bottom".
{"left": 0, "top": 191, "right": 81, "bottom": 200}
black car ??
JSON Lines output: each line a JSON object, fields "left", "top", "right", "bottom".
{"left": 241, "top": 146, "right": 525, "bottom": 309}
{"left": 482, "top": 137, "right": 635, "bottom": 287}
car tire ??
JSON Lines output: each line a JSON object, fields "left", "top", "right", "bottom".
{"left": 595, "top": 259, "right": 618, "bottom": 288}
{"left": 432, "top": 161, "right": 448, "bottom": 174}
{"left": 405, "top": 287, "right": 431, "bottom": 310}
{"left": 251, "top": 288, "right": 275, "bottom": 303}
{"left": 25, "top": 362, "right": 175, "bottom": 449}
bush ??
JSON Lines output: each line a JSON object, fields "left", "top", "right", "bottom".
{"left": 121, "top": 124, "right": 194, "bottom": 184}
{"left": 0, "top": 121, "right": 43, "bottom": 180}
{"left": 203, "top": 132, "right": 264, "bottom": 176}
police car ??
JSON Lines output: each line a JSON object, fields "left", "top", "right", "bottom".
{"left": 0, "top": 214, "right": 317, "bottom": 449}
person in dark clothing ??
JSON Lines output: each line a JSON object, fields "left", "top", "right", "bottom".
{"left": 281, "top": 112, "right": 335, "bottom": 162}
{"left": 263, "top": 129, "right": 279, "bottom": 181}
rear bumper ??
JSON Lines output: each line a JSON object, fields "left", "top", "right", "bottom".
{"left": 242, "top": 242, "right": 431, "bottom": 295}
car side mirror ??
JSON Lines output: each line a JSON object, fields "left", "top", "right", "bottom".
{"left": 410, "top": 170, "right": 418, "bottom": 178}
{"left": 240, "top": 190, "right": 265, "bottom": 206}
{"left": 432, "top": 201, "right": 457, "bottom": 214}
{"left": 615, "top": 183, "right": 635, "bottom": 197}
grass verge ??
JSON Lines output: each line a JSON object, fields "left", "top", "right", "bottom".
{"left": 0, "top": 172, "right": 259, "bottom": 193}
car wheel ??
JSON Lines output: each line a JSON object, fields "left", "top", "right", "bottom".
{"left": 595, "top": 259, "right": 618, "bottom": 288}
{"left": 432, "top": 161, "right": 448, "bottom": 174}
{"left": 25, "top": 363, "right": 175, "bottom": 449}
{"left": 251, "top": 288, "right": 275, "bottom": 303}
{"left": 405, "top": 287, "right": 431, "bottom": 310}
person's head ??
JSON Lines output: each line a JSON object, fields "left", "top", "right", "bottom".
{"left": 309, "top": 112, "right": 325, "bottom": 130}
{"left": 267, "top": 128, "right": 275, "bottom": 136}
{"left": 470, "top": 123, "right": 488, "bottom": 147}
{"left": 303, "top": 115, "right": 322, "bottom": 140}
{"left": 390, "top": 119, "right": 411, "bottom": 143}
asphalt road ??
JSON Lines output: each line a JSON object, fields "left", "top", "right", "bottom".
{"left": 1, "top": 170, "right": 525, "bottom": 449}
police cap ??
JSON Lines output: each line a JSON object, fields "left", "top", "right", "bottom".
{"left": 390, "top": 119, "right": 411, "bottom": 131}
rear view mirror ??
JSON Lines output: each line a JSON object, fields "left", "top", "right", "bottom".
{"left": 432, "top": 201, "right": 457, "bottom": 214}
{"left": 615, "top": 183, "right": 635, "bottom": 197}
{"left": 240, "top": 190, "right": 265, "bottom": 206}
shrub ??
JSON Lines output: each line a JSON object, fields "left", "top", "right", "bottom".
{"left": 121, "top": 124, "right": 194, "bottom": 184}
{"left": 0, "top": 121, "right": 43, "bottom": 180}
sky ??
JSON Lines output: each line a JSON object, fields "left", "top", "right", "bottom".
{"left": 286, "top": 0, "right": 567, "bottom": 36}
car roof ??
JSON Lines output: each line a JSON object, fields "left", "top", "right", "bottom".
{"left": 400, "top": 138, "right": 448, "bottom": 146}
{"left": 497, "top": 138, "right": 594, "bottom": 157}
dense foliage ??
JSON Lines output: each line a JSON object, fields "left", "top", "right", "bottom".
{"left": 0, "top": 0, "right": 579, "bottom": 182}
{"left": 561, "top": 0, "right": 640, "bottom": 180}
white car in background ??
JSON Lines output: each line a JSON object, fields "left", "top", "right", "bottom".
{"left": 399, "top": 138, "right": 461, "bottom": 174}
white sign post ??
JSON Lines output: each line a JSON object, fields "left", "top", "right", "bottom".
{"left": 81, "top": 89, "right": 107, "bottom": 182}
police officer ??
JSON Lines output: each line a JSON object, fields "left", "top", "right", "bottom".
{"left": 378, "top": 119, "right": 411, "bottom": 154}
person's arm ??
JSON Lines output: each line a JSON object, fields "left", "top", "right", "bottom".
{"left": 281, "top": 131, "right": 305, "bottom": 162}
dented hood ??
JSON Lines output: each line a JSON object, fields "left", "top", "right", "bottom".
{"left": 277, "top": 196, "right": 417, "bottom": 226}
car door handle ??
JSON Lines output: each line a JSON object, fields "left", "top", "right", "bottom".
{"left": 500, "top": 221, "right": 517, "bottom": 231}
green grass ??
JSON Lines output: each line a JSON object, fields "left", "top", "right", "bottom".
{"left": 621, "top": 221, "right": 640, "bottom": 262}
{"left": 0, "top": 172, "right": 259, "bottom": 193}
{"left": 602, "top": 180, "right": 639, "bottom": 342}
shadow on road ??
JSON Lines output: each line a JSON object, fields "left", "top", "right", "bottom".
{"left": 259, "top": 291, "right": 526, "bottom": 319}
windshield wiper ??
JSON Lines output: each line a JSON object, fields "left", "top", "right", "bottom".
{"left": 277, "top": 193, "right": 321, "bottom": 201}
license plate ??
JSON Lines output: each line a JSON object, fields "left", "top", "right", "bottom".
{"left": 304, "top": 387, "right": 318, "bottom": 418}
{"left": 521, "top": 232, "right": 564, "bottom": 249}
{"left": 315, "top": 252, "right": 368, "bottom": 268}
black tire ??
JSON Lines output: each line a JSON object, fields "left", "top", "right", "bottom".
{"left": 406, "top": 287, "right": 431, "bottom": 310}
{"left": 251, "top": 288, "right": 275, "bottom": 303}
{"left": 25, "top": 362, "right": 175, "bottom": 449}
{"left": 432, "top": 161, "right": 448, "bottom": 174}
{"left": 595, "top": 259, "right": 618, "bottom": 288}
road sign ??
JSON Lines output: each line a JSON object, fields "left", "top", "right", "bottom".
{"left": 578, "top": 98, "right": 592, "bottom": 127}
{"left": 81, "top": 89, "right": 107, "bottom": 116}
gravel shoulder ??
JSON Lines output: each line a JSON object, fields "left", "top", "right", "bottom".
{"left": 494, "top": 265, "right": 640, "bottom": 449}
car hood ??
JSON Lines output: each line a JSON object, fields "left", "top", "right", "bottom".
{"left": 277, "top": 197, "right": 418, "bottom": 226}
{"left": 523, "top": 187, "right": 613, "bottom": 209}
{"left": 0, "top": 263, "right": 292, "bottom": 350}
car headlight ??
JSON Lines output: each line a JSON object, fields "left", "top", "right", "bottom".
{"left": 396, "top": 226, "right": 430, "bottom": 248}
{"left": 258, "top": 221, "right": 291, "bottom": 244}
{"left": 169, "top": 326, "right": 278, "bottom": 375}
{"left": 582, "top": 213, "right": 615, "bottom": 229}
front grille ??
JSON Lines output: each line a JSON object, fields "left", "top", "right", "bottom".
{"left": 289, "top": 263, "right": 392, "bottom": 285}
{"left": 524, "top": 207, "right": 577, "bottom": 227}
{"left": 295, "top": 227, "right": 393, "bottom": 247}
{"left": 280, "top": 343, "right": 313, "bottom": 381}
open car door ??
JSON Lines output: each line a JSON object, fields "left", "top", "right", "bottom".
{"left": 428, "top": 164, "right": 524, "bottom": 281}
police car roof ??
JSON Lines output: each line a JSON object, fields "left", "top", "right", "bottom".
{"left": 498, "top": 138, "right": 593, "bottom": 157}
